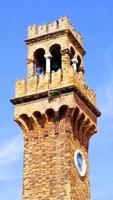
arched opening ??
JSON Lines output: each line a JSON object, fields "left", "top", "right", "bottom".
{"left": 76, "top": 55, "right": 81, "bottom": 72}
{"left": 70, "top": 47, "right": 75, "bottom": 60}
{"left": 70, "top": 47, "right": 75, "bottom": 66}
{"left": 73, "top": 107, "right": 80, "bottom": 127}
{"left": 50, "top": 44, "right": 61, "bottom": 72}
{"left": 34, "top": 48, "right": 46, "bottom": 76}
{"left": 78, "top": 113, "right": 85, "bottom": 132}
{"left": 19, "top": 114, "right": 33, "bottom": 131}
{"left": 33, "top": 111, "right": 43, "bottom": 127}
{"left": 46, "top": 108, "right": 55, "bottom": 122}
{"left": 59, "top": 105, "right": 69, "bottom": 120}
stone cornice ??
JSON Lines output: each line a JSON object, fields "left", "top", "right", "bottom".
{"left": 25, "top": 29, "right": 86, "bottom": 56}
{"left": 10, "top": 85, "right": 101, "bottom": 118}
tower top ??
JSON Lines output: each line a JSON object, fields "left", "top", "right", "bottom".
{"left": 27, "top": 16, "right": 83, "bottom": 45}
{"left": 11, "top": 16, "right": 101, "bottom": 119}
{"left": 25, "top": 16, "right": 85, "bottom": 56}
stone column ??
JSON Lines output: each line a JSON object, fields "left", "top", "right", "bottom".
{"left": 27, "top": 59, "right": 35, "bottom": 78}
{"left": 60, "top": 48, "right": 70, "bottom": 70}
{"left": 44, "top": 53, "right": 52, "bottom": 73}
{"left": 78, "top": 61, "right": 85, "bottom": 81}
{"left": 71, "top": 58, "right": 78, "bottom": 72}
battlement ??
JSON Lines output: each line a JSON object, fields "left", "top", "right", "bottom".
{"left": 15, "top": 68, "right": 96, "bottom": 106}
{"left": 28, "top": 16, "right": 83, "bottom": 45}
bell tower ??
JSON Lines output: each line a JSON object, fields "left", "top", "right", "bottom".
{"left": 11, "top": 16, "right": 101, "bottom": 200}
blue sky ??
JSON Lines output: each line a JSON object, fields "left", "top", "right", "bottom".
{"left": 0, "top": 0, "right": 113, "bottom": 199}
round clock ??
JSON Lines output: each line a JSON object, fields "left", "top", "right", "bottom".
{"left": 74, "top": 149, "right": 86, "bottom": 177}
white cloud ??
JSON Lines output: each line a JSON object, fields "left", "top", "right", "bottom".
{"left": 0, "top": 135, "right": 23, "bottom": 165}
{"left": 91, "top": 182, "right": 113, "bottom": 200}
{"left": 97, "top": 44, "right": 113, "bottom": 116}
{"left": 97, "top": 80, "right": 113, "bottom": 116}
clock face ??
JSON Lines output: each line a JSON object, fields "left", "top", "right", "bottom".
{"left": 74, "top": 150, "right": 86, "bottom": 177}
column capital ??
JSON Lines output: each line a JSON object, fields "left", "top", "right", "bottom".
{"left": 71, "top": 58, "right": 78, "bottom": 64}
{"left": 44, "top": 53, "right": 52, "bottom": 59}
{"left": 60, "top": 48, "right": 70, "bottom": 56}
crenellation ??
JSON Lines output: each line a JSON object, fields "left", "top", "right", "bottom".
{"left": 15, "top": 69, "right": 96, "bottom": 105}
{"left": 84, "top": 84, "right": 96, "bottom": 96}
{"left": 27, "top": 16, "right": 83, "bottom": 45}
{"left": 50, "top": 69, "right": 62, "bottom": 89}
{"left": 47, "top": 21, "right": 58, "bottom": 33}
{"left": 38, "top": 73, "right": 49, "bottom": 91}
{"left": 58, "top": 16, "right": 68, "bottom": 29}
{"left": 15, "top": 79, "right": 26, "bottom": 97}
{"left": 38, "top": 24, "right": 47, "bottom": 36}
{"left": 84, "top": 84, "right": 96, "bottom": 104}
{"left": 28, "top": 24, "right": 37, "bottom": 38}
{"left": 26, "top": 76, "right": 38, "bottom": 95}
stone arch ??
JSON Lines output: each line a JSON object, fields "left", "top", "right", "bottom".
{"left": 77, "top": 113, "right": 85, "bottom": 141}
{"left": 58, "top": 105, "right": 69, "bottom": 121}
{"left": 58, "top": 105, "right": 69, "bottom": 133}
{"left": 49, "top": 44, "right": 61, "bottom": 72}
{"left": 72, "top": 107, "right": 81, "bottom": 137}
{"left": 33, "top": 111, "right": 44, "bottom": 128}
{"left": 84, "top": 123, "right": 97, "bottom": 147}
{"left": 16, "top": 114, "right": 33, "bottom": 132}
{"left": 70, "top": 46, "right": 75, "bottom": 60}
{"left": 64, "top": 107, "right": 73, "bottom": 134}
{"left": 72, "top": 107, "right": 80, "bottom": 126}
{"left": 45, "top": 108, "right": 56, "bottom": 136}
{"left": 34, "top": 48, "right": 46, "bottom": 76}
{"left": 82, "top": 118, "right": 90, "bottom": 136}
{"left": 29, "top": 115, "right": 38, "bottom": 130}
{"left": 45, "top": 108, "right": 55, "bottom": 122}
{"left": 76, "top": 55, "right": 82, "bottom": 72}
{"left": 81, "top": 118, "right": 91, "bottom": 147}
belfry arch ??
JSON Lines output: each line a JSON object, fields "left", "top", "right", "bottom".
{"left": 34, "top": 48, "right": 46, "bottom": 76}
{"left": 76, "top": 55, "right": 82, "bottom": 72}
{"left": 70, "top": 46, "right": 75, "bottom": 60}
{"left": 49, "top": 44, "right": 61, "bottom": 72}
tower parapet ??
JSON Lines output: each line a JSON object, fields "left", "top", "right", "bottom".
{"left": 15, "top": 68, "right": 96, "bottom": 105}
{"left": 28, "top": 16, "right": 83, "bottom": 45}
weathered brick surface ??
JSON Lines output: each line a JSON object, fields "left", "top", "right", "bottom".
{"left": 23, "top": 133, "right": 70, "bottom": 199}
{"left": 13, "top": 93, "right": 96, "bottom": 200}
{"left": 22, "top": 124, "right": 90, "bottom": 200}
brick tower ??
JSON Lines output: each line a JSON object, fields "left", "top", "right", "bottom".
{"left": 11, "top": 16, "right": 101, "bottom": 200}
